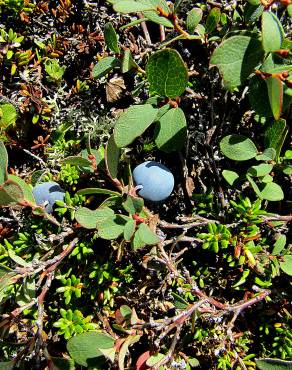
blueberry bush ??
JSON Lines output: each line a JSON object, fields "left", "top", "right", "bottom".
{"left": 0, "top": 0, "right": 291, "bottom": 369}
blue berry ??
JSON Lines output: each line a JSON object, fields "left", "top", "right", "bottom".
{"left": 33, "top": 181, "right": 65, "bottom": 213}
{"left": 133, "top": 161, "right": 174, "bottom": 202}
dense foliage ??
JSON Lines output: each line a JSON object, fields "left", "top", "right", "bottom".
{"left": 0, "top": 0, "right": 291, "bottom": 369}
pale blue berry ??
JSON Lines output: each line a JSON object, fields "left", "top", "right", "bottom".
{"left": 33, "top": 181, "right": 65, "bottom": 213}
{"left": 133, "top": 161, "right": 174, "bottom": 202}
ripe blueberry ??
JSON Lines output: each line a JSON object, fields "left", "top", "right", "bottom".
{"left": 33, "top": 181, "right": 65, "bottom": 213}
{"left": 133, "top": 161, "right": 174, "bottom": 202}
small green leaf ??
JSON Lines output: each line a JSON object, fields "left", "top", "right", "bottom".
{"left": 0, "top": 141, "right": 8, "bottom": 184}
{"left": 105, "top": 134, "right": 120, "bottom": 179}
{"left": 7, "top": 175, "right": 35, "bottom": 205}
{"left": 255, "top": 148, "right": 276, "bottom": 161}
{"left": 62, "top": 156, "right": 92, "bottom": 167}
{"left": 220, "top": 135, "right": 258, "bottom": 161}
{"left": 280, "top": 255, "right": 292, "bottom": 276}
{"left": 244, "top": 4, "right": 264, "bottom": 23}
{"left": 222, "top": 170, "right": 239, "bottom": 185}
{"left": 146, "top": 353, "right": 166, "bottom": 367}
{"left": 210, "top": 36, "right": 264, "bottom": 90}
{"left": 262, "top": 12, "right": 284, "bottom": 53}
{"left": 256, "top": 358, "right": 292, "bottom": 370}
{"left": 265, "top": 119, "right": 288, "bottom": 161}
{"left": 93, "top": 57, "right": 120, "bottom": 78}
{"left": 67, "top": 331, "right": 115, "bottom": 367}
{"left": 154, "top": 107, "right": 187, "bottom": 152}
{"left": 104, "top": 22, "right": 120, "bottom": 54}
{"left": 205, "top": 7, "right": 221, "bottom": 34}
{"left": 77, "top": 188, "right": 120, "bottom": 197}
{"left": 0, "top": 180, "right": 24, "bottom": 206}
{"left": 136, "top": 223, "right": 160, "bottom": 245}
{"left": 123, "top": 195, "right": 144, "bottom": 215}
{"left": 259, "top": 182, "right": 284, "bottom": 201}
{"left": 249, "top": 75, "right": 273, "bottom": 117}
{"left": 75, "top": 207, "right": 114, "bottom": 229}
{"left": 146, "top": 49, "right": 188, "bottom": 98}
{"left": 266, "top": 77, "right": 283, "bottom": 120}
{"left": 144, "top": 11, "right": 174, "bottom": 28}
{"left": 172, "top": 292, "right": 189, "bottom": 309}
{"left": 113, "top": 1, "right": 155, "bottom": 13}
{"left": 0, "top": 103, "right": 17, "bottom": 128}
{"left": 121, "top": 49, "right": 138, "bottom": 73}
{"left": 272, "top": 234, "right": 286, "bottom": 255}
{"left": 186, "top": 8, "right": 203, "bottom": 34}
{"left": 132, "top": 230, "right": 146, "bottom": 250}
{"left": 98, "top": 215, "right": 128, "bottom": 240}
{"left": 247, "top": 163, "right": 273, "bottom": 177}
{"left": 114, "top": 104, "right": 158, "bottom": 148}
{"left": 124, "top": 219, "right": 136, "bottom": 241}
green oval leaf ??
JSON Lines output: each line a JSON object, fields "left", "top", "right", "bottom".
{"left": 266, "top": 77, "right": 283, "bottom": 120}
{"left": 210, "top": 36, "right": 264, "bottom": 90}
{"left": 104, "top": 22, "right": 120, "bottom": 54}
{"left": 144, "top": 11, "right": 173, "bottom": 28}
{"left": 186, "top": 8, "right": 203, "bottom": 34}
{"left": 205, "top": 7, "right": 221, "bottom": 34}
{"left": 105, "top": 134, "right": 120, "bottom": 180}
{"left": 220, "top": 135, "right": 258, "bottom": 161}
{"left": 114, "top": 104, "right": 158, "bottom": 148}
{"left": 262, "top": 12, "right": 284, "bottom": 53}
{"left": 146, "top": 49, "right": 188, "bottom": 98}
{"left": 0, "top": 103, "right": 17, "bottom": 128}
{"left": 154, "top": 107, "right": 187, "bottom": 152}
{"left": 113, "top": 1, "right": 155, "bottom": 13}
{"left": 93, "top": 57, "right": 120, "bottom": 79}
{"left": 259, "top": 182, "right": 284, "bottom": 201}
{"left": 256, "top": 358, "right": 292, "bottom": 370}
{"left": 222, "top": 170, "right": 239, "bottom": 185}
{"left": 247, "top": 163, "right": 273, "bottom": 177}
{"left": 67, "top": 331, "right": 115, "bottom": 367}
{"left": 280, "top": 255, "right": 292, "bottom": 276}
{"left": 0, "top": 141, "right": 8, "bottom": 184}
{"left": 75, "top": 207, "right": 115, "bottom": 229}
